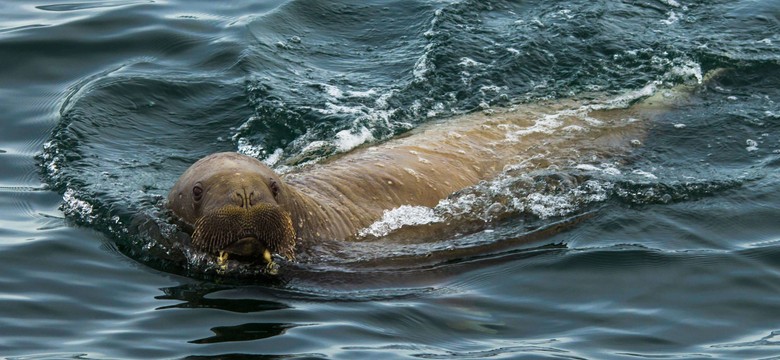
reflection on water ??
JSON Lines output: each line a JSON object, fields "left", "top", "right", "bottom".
{"left": 156, "top": 284, "right": 296, "bottom": 344}
{"left": 155, "top": 283, "right": 290, "bottom": 313}
{"left": 190, "top": 322, "right": 298, "bottom": 344}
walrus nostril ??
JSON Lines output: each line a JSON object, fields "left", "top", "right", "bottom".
{"left": 234, "top": 191, "right": 251, "bottom": 209}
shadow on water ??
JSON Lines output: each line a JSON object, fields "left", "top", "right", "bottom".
{"left": 185, "top": 354, "right": 326, "bottom": 360}
{"left": 156, "top": 283, "right": 291, "bottom": 313}
{"left": 189, "top": 322, "right": 298, "bottom": 344}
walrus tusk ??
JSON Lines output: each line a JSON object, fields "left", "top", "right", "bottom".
{"left": 217, "top": 250, "right": 229, "bottom": 274}
{"left": 215, "top": 247, "right": 278, "bottom": 275}
{"left": 189, "top": 204, "right": 296, "bottom": 262}
{"left": 263, "top": 249, "right": 279, "bottom": 275}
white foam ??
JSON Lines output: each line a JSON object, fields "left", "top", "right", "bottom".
{"left": 335, "top": 127, "right": 374, "bottom": 152}
{"left": 459, "top": 57, "right": 482, "bottom": 67}
{"left": 667, "top": 61, "right": 702, "bottom": 84}
{"left": 319, "top": 102, "right": 364, "bottom": 116}
{"left": 263, "top": 148, "right": 284, "bottom": 167}
{"left": 358, "top": 205, "right": 442, "bottom": 237}
{"left": 248, "top": 136, "right": 321, "bottom": 168}
{"left": 480, "top": 85, "right": 503, "bottom": 94}
{"left": 413, "top": 8, "right": 443, "bottom": 82}
{"left": 661, "top": 11, "right": 680, "bottom": 25}
{"left": 575, "top": 163, "right": 621, "bottom": 176}
{"left": 347, "top": 89, "right": 377, "bottom": 98}
{"left": 660, "top": 0, "right": 681, "bottom": 7}
{"left": 746, "top": 139, "right": 759, "bottom": 152}
{"left": 413, "top": 45, "right": 433, "bottom": 81}
{"left": 46, "top": 159, "right": 59, "bottom": 176}
{"left": 322, "top": 84, "right": 344, "bottom": 99}
{"left": 601, "top": 166, "right": 622, "bottom": 176}
{"left": 513, "top": 179, "right": 608, "bottom": 218}
{"left": 236, "top": 137, "right": 263, "bottom": 158}
{"left": 42, "top": 141, "right": 61, "bottom": 176}
{"left": 375, "top": 90, "right": 395, "bottom": 109}
{"left": 503, "top": 93, "right": 643, "bottom": 142}
{"left": 525, "top": 192, "right": 575, "bottom": 218}
{"left": 632, "top": 169, "right": 658, "bottom": 179}
{"left": 562, "top": 124, "right": 588, "bottom": 133}
{"left": 436, "top": 193, "right": 479, "bottom": 218}
{"left": 231, "top": 115, "right": 261, "bottom": 143}
{"left": 556, "top": 9, "right": 574, "bottom": 19}
{"left": 600, "top": 81, "right": 660, "bottom": 109}
{"left": 62, "top": 188, "right": 94, "bottom": 223}
{"left": 576, "top": 164, "right": 601, "bottom": 172}
{"left": 301, "top": 140, "right": 329, "bottom": 154}
{"left": 504, "top": 111, "right": 564, "bottom": 141}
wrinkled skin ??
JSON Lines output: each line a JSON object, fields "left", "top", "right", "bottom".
{"left": 168, "top": 152, "right": 284, "bottom": 224}
{"left": 167, "top": 152, "right": 296, "bottom": 265}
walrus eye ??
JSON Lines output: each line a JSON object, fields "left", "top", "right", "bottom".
{"left": 192, "top": 183, "right": 203, "bottom": 202}
{"left": 270, "top": 179, "right": 280, "bottom": 198}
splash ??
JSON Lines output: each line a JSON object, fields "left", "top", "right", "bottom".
{"left": 62, "top": 188, "right": 95, "bottom": 224}
{"left": 746, "top": 139, "right": 759, "bottom": 152}
{"left": 357, "top": 168, "right": 617, "bottom": 241}
{"left": 358, "top": 205, "right": 443, "bottom": 238}
{"left": 335, "top": 127, "right": 375, "bottom": 152}
{"left": 263, "top": 148, "right": 284, "bottom": 167}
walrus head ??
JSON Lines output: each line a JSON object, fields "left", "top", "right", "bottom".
{"left": 167, "top": 152, "right": 296, "bottom": 263}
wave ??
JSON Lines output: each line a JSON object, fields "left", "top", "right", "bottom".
{"left": 37, "top": 0, "right": 780, "bottom": 281}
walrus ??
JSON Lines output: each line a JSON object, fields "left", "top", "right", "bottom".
{"left": 167, "top": 75, "right": 715, "bottom": 271}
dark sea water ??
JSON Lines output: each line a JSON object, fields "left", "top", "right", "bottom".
{"left": 2, "top": 0, "right": 780, "bottom": 358}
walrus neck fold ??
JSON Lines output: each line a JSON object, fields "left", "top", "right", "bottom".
{"left": 279, "top": 184, "right": 360, "bottom": 243}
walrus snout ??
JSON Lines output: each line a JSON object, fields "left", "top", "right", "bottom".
{"left": 190, "top": 203, "right": 296, "bottom": 261}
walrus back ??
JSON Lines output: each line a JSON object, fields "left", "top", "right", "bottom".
{"left": 283, "top": 100, "right": 643, "bottom": 239}
{"left": 279, "top": 71, "right": 726, "bottom": 242}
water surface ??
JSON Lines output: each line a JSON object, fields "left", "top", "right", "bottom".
{"left": 2, "top": 0, "right": 780, "bottom": 358}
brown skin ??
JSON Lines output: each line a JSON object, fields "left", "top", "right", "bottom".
{"left": 168, "top": 90, "right": 687, "bottom": 261}
{"left": 167, "top": 152, "right": 298, "bottom": 263}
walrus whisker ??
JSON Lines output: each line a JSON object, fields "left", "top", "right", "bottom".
{"left": 246, "top": 204, "right": 296, "bottom": 261}
{"left": 192, "top": 206, "right": 244, "bottom": 253}
{"left": 190, "top": 204, "right": 296, "bottom": 261}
